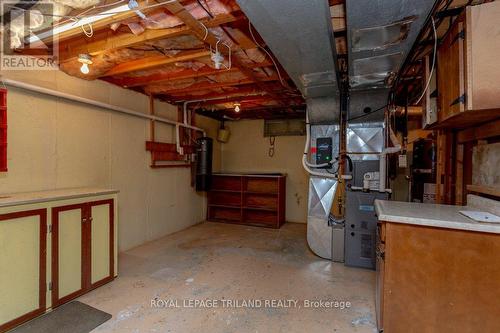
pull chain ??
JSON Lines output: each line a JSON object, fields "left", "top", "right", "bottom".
{"left": 268, "top": 136, "right": 275, "bottom": 157}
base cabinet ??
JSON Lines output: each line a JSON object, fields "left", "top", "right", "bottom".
{"left": 0, "top": 192, "right": 117, "bottom": 333}
{"left": 52, "top": 199, "right": 114, "bottom": 307}
{"left": 0, "top": 210, "right": 47, "bottom": 333}
{"left": 376, "top": 221, "right": 500, "bottom": 333}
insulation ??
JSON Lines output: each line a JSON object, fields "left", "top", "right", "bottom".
{"left": 53, "top": 0, "right": 100, "bottom": 9}
{"left": 8, "top": 9, "right": 44, "bottom": 48}
{"left": 142, "top": 0, "right": 234, "bottom": 29}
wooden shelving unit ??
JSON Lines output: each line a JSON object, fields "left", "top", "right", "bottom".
{"left": 207, "top": 174, "right": 286, "bottom": 228}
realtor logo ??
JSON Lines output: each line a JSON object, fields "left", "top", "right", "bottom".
{"left": 1, "top": 0, "right": 58, "bottom": 71}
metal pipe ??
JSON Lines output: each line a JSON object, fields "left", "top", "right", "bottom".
{"left": 3, "top": 78, "right": 205, "bottom": 133}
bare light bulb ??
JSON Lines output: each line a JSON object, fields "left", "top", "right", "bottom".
{"left": 234, "top": 105, "right": 240, "bottom": 113}
{"left": 80, "top": 63, "right": 90, "bottom": 74}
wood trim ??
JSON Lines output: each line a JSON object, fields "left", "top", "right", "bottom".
{"left": 51, "top": 203, "right": 86, "bottom": 308}
{"left": 0, "top": 209, "right": 47, "bottom": 333}
{"left": 457, "top": 118, "right": 500, "bottom": 143}
{"left": 52, "top": 199, "right": 115, "bottom": 308}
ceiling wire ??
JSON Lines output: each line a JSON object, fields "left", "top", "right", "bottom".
{"left": 414, "top": 16, "right": 437, "bottom": 104}
{"left": 248, "top": 21, "right": 286, "bottom": 87}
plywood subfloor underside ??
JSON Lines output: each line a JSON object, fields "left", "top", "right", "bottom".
{"left": 79, "top": 222, "right": 376, "bottom": 332}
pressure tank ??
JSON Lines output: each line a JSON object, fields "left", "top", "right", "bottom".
{"left": 195, "top": 137, "right": 213, "bottom": 191}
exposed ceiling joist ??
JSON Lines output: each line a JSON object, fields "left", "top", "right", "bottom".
{"left": 169, "top": 85, "right": 278, "bottom": 101}
{"left": 58, "top": 13, "right": 238, "bottom": 62}
{"left": 106, "top": 60, "right": 272, "bottom": 88}
{"left": 147, "top": 74, "right": 279, "bottom": 95}
{"left": 101, "top": 50, "right": 211, "bottom": 76}
{"left": 163, "top": 0, "right": 287, "bottom": 103}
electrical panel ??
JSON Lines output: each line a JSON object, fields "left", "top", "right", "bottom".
{"left": 315, "top": 137, "right": 332, "bottom": 167}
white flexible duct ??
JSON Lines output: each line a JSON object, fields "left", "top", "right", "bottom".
{"left": 302, "top": 110, "right": 338, "bottom": 179}
{"left": 2, "top": 78, "right": 205, "bottom": 133}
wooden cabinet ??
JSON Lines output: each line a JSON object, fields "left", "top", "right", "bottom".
{"left": 437, "top": 2, "right": 500, "bottom": 128}
{"left": 51, "top": 199, "right": 114, "bottom": 307}
{"left": 0, "top": 209, "right": 47, "bottom": 333}
{"left": 207, "top": 174, "right": 286, "bottom": 228}
{"left": 0, "top": 189, "right": 117, "bottom": 333}
{"left": 376, "top": 221, "right": 500, "bottom": 333}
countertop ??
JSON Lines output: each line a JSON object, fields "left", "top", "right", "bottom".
{"left": 0, "top": 188, "right": 119, "bottom": 208}
{"left": 375, "top": 199, "right": 500, "bottom": 234}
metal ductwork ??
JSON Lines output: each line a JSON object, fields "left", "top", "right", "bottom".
{"left": 237, "top": 0, "right": 340, "bottom": 123}
{"left": 345, "top": 0, "right": 436, "bottom": 122}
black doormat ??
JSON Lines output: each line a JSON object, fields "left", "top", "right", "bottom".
{"left": 9, "top": 301, "right": 112, "bottom": 333}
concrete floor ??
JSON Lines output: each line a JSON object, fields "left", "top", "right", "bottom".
{"left": 81, "top": 222, "right": 377, "bottom": 333}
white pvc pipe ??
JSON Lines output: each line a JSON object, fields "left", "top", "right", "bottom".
{"left": 2, "top": 78, "right": 206, "bottom": 133}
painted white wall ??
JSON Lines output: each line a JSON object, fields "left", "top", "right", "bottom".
{"left": 221, "top": 119, "right": 309, "bottom": 223}
{"left": 0, "top": 70, "right": 221, "bottom": 251}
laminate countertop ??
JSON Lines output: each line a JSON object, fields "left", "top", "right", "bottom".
{"left": 0, "top": 188, "right": 119, "bottom": 208}
{"left": 375, "top": 197, "right": 500, "bottom": 234}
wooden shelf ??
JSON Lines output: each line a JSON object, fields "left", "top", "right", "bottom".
{"left": 207, "top": 174, "right": 286, "bottom": 229}
{"left": 430, "top": 110, "right": 500, "bottom": 130}
{"left": 210, "top": 189, "right": 241, "bottom": 193}
{"left": 467, "top": 185, "right": 500, "bottom": 198}
{"left": 243, "top": 206, "right": 277, "bottom": 212}
{"left": 243, "top": 191, "right": 278, "bottom": 196}
{"left": 208, "top": 204, "right": 241, "bottom": 209}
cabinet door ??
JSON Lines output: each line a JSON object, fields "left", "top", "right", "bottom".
{"left": 0, "top": 209, "right": 47, "bottom": 332}
{"left": 51, "top": 204, "right": 86, "bottom": 307}
{"left": 89, "top": 200, "right": 114, "bottom": 287}
{"left": 375, "top": 225, "right": 385, "bottom": 332}
{"left": 437, "top": 18, "right": 466, "bottom": 121}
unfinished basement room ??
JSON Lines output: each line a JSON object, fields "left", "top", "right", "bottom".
{"left": 1, "top": 0, "right": 500, "bottom": 332}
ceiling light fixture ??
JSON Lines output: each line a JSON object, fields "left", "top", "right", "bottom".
{"left": 234, "top": 102, "right": 241, "bottom": 113}
{"left": 78, "top": 54, "right": 93, "bottom": 74}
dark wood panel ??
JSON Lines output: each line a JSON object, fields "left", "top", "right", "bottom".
{"left": 244, "top": 177, "right": 279, "bottom": 193}
{"left": 212, "top": 176, "right": 242, "bottom": 191}
{"left": 209, "top": 192, "right": 241, "bottom": 207}
{"left": 244, "top": 194, "right": 277, "bottom": 210}
{"left": 208, "top": 206, "right": 241, "bottom": 221}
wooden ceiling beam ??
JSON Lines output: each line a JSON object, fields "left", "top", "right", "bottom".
{"left": 195, "top": 95, "right": 302, "bottom": 108}
{"left": 100, "top": 50, "right": 211, "bottom": 77}
{"left": 107, "top": 60, "right": 272, "bottom": 88}
{"left": 58, "top": 13, "right": 238, "bottom": 63}
{"left": 166, "top": 84, "right": 280, "bottom": 101}
{"left": 163, "top": 1, "right": 286, "bottom": 102}
{"left": 146, "top": 74, "right": 279, "bottom": 95}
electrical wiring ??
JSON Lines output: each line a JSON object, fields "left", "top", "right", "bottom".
{"left": 415, "top": 16, "right": 437, "bottom": 104}
{"left": 6, "top": 0, "right": 177, "bottom": 21}
{"left": 248, "top": 21, "right": 286, "bottom": 87}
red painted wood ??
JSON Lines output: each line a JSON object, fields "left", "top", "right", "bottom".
{"left": 0, "top": 88, "right": 7, "bottom": 172}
